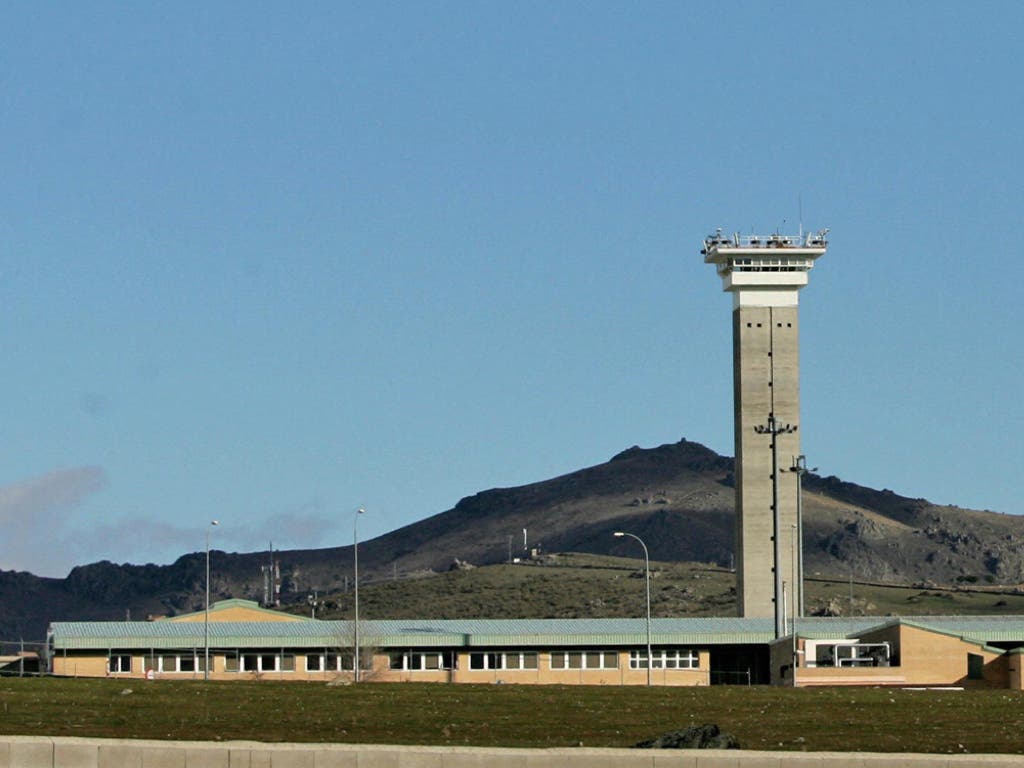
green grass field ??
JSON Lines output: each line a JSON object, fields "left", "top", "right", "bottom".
{"left": 2, "top": 678, "right": 1024, "bottom": 754}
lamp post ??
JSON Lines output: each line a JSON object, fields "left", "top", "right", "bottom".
{"left": 353, "top": 507, "right": 365, "bottom": 682}
{"left": 789, "top": 455, "right": 816, "bottom": 618}
{"left": 790, "top": 522, "right": 801, "bottom": 682}
{"left": 614, "top": 531, "right": 652, "bottom": 686}
{"left": 204, "top": 520, "right": 219, "bottom": 681}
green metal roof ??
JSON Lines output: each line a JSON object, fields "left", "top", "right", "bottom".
{"left": 899, "top": 616, "right": 1024, "bottom": 644}
{"left": 49, "top": 615, "right": 1024, "bottom": 652}
{"left": 50, "top": 621, "right": 344, "bottom": 650}
{"left": 47, "top": 617, "right": 783, "bottom": 650}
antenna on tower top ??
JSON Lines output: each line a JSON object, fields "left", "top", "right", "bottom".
{"left": 798, "top": 194, "right": 804, "bottom": 240}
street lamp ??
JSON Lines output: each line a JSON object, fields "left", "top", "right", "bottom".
{"left": 353, "top": 507, "right": 365, "bottom": 682}
{"left": 789, "top": 455, "right": 816, "bottom": 618}
{"left": 791, "top": 523, "right": 799, "bottom": 681}
{"left": 614, "top": 531, "right": 652, "bottom": 686}
{"left": 204, "top": 520, "right": 219, "bottom": 681}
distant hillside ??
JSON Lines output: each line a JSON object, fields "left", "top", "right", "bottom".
{"left": 295, "top": 553, "right": 1024, "bottom": 623}
{"left": 3, "top": 438, "right": 1023, "bottom": 643}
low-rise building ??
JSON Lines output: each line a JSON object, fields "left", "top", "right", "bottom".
{"left": 46, "top": 600, "right": 1024, "bottom": 688}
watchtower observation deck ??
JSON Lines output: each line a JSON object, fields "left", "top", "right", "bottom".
{"left": 702, "top": 230, "right": 829, "bottom": 308}
{"left": 702, "top": 226, "right": 829, "bottom": 624}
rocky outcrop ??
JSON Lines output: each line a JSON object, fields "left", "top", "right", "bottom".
{"left": 634, "top": 724, "right": 740, "bottom": 749}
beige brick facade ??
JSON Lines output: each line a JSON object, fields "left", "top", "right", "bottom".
{"left": 52, "top": 648, "right": 712, "bottom": 686}
{"left": 49, "top": 601, "right": 1024, "bottom": 689}
{"left": 763, "top": 622, "right": 1018, "bottom": 689}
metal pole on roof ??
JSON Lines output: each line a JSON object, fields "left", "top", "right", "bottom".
{"left": 614, "top": 531, "right": 652, "bottom": 687}
{"left": 204, "top": 520, "right": 219, "bottom": 681}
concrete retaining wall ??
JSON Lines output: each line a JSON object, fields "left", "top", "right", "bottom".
{"left": 3, "top": 737, "right": 1024, "bottom": 768}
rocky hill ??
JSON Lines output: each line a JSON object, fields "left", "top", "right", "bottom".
{"left": 3, "top": 438, "right": 1023, "bottom": 643}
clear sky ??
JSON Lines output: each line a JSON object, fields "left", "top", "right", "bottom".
{"left": 2, "top": 2, "right": 1022, "bottom": 578}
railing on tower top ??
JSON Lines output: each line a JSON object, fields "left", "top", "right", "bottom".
{"left": 703, "top": 231, "right": 828, "bottom": 251}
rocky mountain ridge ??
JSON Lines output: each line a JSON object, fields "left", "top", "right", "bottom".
{"left": 3, "top": 438, "right": 1022, "bottom": 643}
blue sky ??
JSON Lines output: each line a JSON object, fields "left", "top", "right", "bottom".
{"left": 2, "top": 2, "right": 1021, "bottom": 578}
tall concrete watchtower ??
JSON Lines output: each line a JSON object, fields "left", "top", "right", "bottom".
{"left": 702, "top": 229, "right": 828, "bottom": 635}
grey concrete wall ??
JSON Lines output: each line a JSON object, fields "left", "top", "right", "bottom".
{"left": 4, "top": 737, "right": 1024, "bottom": 768}
{"left": 732, "top": 306, "right": 801, "bottom": 621}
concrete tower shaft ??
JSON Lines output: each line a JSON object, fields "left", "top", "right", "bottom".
{"left": 703, "top": 230, "right": 828, "bottom": 634}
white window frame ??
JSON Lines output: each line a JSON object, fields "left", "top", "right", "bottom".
{"left": 501, "top": 651, "right": 538, "bottom": 670}
{"left": 389, "top": 651, "right": 453, "bottom": 671}
{"left": 108, "top": 654, "right": 132, "bottom": 673}
{"left": 306, "top": 652, "right": 354, "bottom": 672}
{"left": 469, "top": 652, "right": 499, "bottom": 670}
{"left": 629, "top": 649, "right": 699, "bottom": 670}
{"left": 468, "top": 651, "right": 539, "bottom": 671}
{"left": 234, "top": 652, "right": 295, "bottom": 673}
{"left": 151, "top": 653, "right": 199, "bottom": 673}
{"left": 550, "top": 651, "right": 618, "bottom": 670}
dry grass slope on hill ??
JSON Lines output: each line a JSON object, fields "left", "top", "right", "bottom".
{"left": 304, "top": 552, "right": 1024, "bottom": 622}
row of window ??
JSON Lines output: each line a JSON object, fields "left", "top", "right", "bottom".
{"left": 731, "top": 257, "right": 813, "bottom": 267}
{"left": 109, "top": 652, "right": 358, "bottom": 674}
{"left": 388, "top": 651, "right": 456, "bottom": 671}
{"left": 630, "top": 649, "right": 700, "bottom": 670}
{"left": 387, "top": 650, "right": 699, "bottom": 671}
{"left": 550, "top": 651, "right": 618, "bottom": 670}
{"left": 468, "top": 652, "right": 539, "bottom": 671}
{"left": 108, "top": 649, "right": 700, "bottom": 674}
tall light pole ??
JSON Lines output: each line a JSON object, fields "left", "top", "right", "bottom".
{"left": 353, "top": 507, "right": 365, "bottom": 682}
{"left": 790, "top": 455, "right": 816, "bottom": 618}
{"left": 204, "top": 520, "right": 219, "bottom": 681}
{"left": 614, "top": 531, "right": 652, "bottom": 686}
{"left": 791, "top": 524, "right": 798, "bottom": 632}
{"left": 791, "top": 523, "right": 799, "bottom": 682}
{"left": 755, "top": 414, "right": 797, "bottom": 639}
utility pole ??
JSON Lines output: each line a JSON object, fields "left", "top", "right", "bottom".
{"left": 790, "top": 455, "right": 816, "bottom": 618}
{"left": 204, "top": 520, "right": 219, "bottom": 681}
{"left": 754, "top": 414, "right": 797, "bottom": 639}
{"left": 791, "top": 523, "right": 799, "bottom": 682}
{"left": 353, "top": 507, "right": 365, "bottom": 682}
